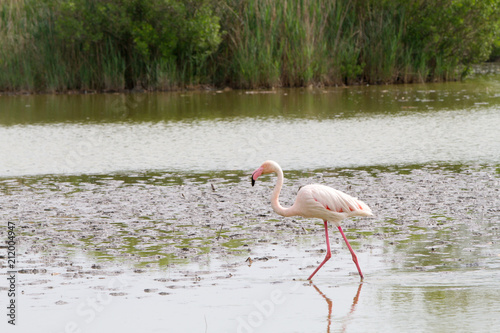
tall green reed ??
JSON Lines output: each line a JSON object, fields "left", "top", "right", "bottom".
{"left": 1, "top": 0, "right": 497, "bottom": 92}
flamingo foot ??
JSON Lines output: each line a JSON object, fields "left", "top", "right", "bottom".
{"left": 337, "top": 226, "right": 364, "bottom": 280}
{"left": 307, "top": 251, "right": 331, "bottom": 280}
{"left": 307, "top": 221, "right": 331, "bottom": 280}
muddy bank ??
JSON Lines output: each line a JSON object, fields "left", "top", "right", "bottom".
{"left": 1, "top": 163, "right": 499, "bottom": 332}
{"left": 1, "top": 163, "right": 498, "bottom": 272}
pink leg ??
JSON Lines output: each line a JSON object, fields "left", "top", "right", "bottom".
{"left": 337, "top": 226, "right": 364, "bottom": 280}
{"left": 308, "top": 221, "right": 331, "bottom": 280}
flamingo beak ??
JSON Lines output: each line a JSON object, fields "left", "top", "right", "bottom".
{"left": 251, "top": 167, "right": 264, "bottom": 187}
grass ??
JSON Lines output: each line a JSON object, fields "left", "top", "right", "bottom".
{"left": 0, "top": 0, "right": 496, "bottom": 92}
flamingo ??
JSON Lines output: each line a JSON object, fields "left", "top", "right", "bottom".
{"left": 251, "top": 160, "right": 373, "bottom": 280}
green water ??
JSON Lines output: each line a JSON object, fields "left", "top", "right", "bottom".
{"left": 0, "top": 71, "right": 499, "bottom": 332}
{"left": 1, "top": 76, "right": 500, "bottom": 177}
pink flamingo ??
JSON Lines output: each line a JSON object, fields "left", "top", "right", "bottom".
{"left": 251, "top": 160, "right": 373, "bottom": 280}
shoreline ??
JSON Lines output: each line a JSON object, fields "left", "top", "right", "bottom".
{"left": 2, "top": 62, "right": 499, "bottom": 97}
{"left": 0, "top": 80, "right": 445, "bottom": 97}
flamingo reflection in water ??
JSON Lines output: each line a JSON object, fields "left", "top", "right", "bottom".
{"left": 311, "top": 283, "right": 363, "bottom": 333}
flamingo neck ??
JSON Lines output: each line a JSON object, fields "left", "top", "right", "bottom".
{"left": 271, "top": 165, "right": 295, "bottom": 217}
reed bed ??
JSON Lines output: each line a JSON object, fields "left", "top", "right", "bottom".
{"left": 0, "top": 0, "right": 497, "bottom": 92}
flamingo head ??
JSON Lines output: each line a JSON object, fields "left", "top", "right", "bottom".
{"left": 251, "top": 160, "right": 278, "bottom": 186}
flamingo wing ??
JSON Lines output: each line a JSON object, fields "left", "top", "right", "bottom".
{"left": 295, "top": 184, "right": 372, "bottom": 221}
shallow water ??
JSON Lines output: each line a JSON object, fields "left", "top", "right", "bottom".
{"left": 1, "top": 164, "right": 499, "bottom": 332}
{"left": 1, "top": 79, "right": 500, "bottom": 177}
{"left": 12, "top": 248, "right": 500, "bottom": 333}
{"left": 1, "top": 70, "right": 500, "bottom": 332}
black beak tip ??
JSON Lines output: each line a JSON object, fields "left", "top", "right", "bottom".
{"left": 251, "top": 176, "right": 255, "bottom": 187}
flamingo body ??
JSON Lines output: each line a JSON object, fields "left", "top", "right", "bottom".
{"left": 290, "top": 184, "right": 372, "bottom": 226}
{"left": 251, "top": 160, "right": 373, "bottom": 280}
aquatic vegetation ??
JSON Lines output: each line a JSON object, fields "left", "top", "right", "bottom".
{"left": 1, "top": 0, "right": 499, "bottom": 92}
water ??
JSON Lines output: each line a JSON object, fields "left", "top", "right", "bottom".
{"left": 1, "top": 80, "right": 499, "bottom": 176}
{"left": 1, "top": 71, "right": 500, "bottom": 332}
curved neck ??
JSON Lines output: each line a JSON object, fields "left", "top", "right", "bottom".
{"left": 271, "top": 165, "right": 295, "bottom": 217}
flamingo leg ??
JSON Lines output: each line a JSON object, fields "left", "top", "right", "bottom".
{"left": 337, "top": 226, "right": 364, "bottom": 280}
{"left": 307, "top": 221, "right": 332, "bottom": 280}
